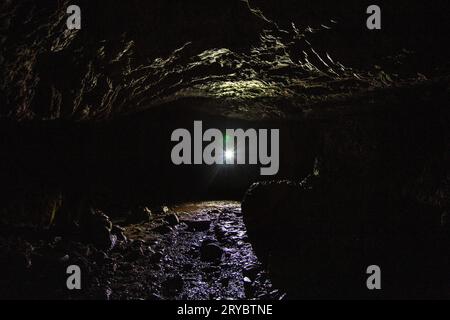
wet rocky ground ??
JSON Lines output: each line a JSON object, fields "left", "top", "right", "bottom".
{"left": 0, "top": 201, "right": 284, "bottom": 300}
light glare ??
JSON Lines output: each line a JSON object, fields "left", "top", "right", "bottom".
{"left": 225, "top": 149, "right": 234, "bottom": 161}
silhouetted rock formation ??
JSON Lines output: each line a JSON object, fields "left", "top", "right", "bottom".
{"left": 242, "top": 92, "right": 450, "bottom": 298}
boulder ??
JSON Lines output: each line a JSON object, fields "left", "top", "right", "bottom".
{"left": 125, "top": 206, "right": 152, "bottom": 224}
{"left": 242, "top": 176, "right": 447, "bottom": 298}
{"left": 200, "top": 241, "right": 224, "bottom": 262}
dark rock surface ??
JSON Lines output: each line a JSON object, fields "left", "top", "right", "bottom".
{"left": 3, "top": 0, "right": 447, "bottom": 123}
{"left": 125, "top": 207, "right": 152, "bottom": 224}
{"left": 200, "top": 242, "right": 224, "bottom": 262}
{"left": 1, "top": 0, "right": 449, "bottom": 221}
{"left": 242, "top": 175, "right": 450, "bottom": 299}
{"left": 164, "top": 213, "right": 180, "bottom": 227}
{"left": 183, "top": 219, "right": 212, "bottom": 232}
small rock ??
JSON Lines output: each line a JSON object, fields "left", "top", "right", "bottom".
{"left": 202, "top": 266, "right": 219, "bottom": 273}
{"left": 109, "top": 234, "right": 118, "bottom": 250}
{"left": 202, "top": 237, "right": 217, "bottom": 245}
{"left": 131, "top": 239, "right": 146, "bottom": 248}
{"left": 268, "top": 289, "right": 280, "bottom": 299}
{"left": 93, "top": 250, "right": 108, "bottom": 262}
{"left": 200, "top": 242, "right": 223, "bottom": 262}
{"left": 243, "top": 264, "right": 261, "bottom": 280}
{"left": 87, "top": 208, "right": 113, "bottom": 231}
{"left": 164, "top": 213, "right": 180, "bottom": 226}
{"left": 83, "top": 208, "right": 115, "bottom": 249}
{"left": 183, "top": 219, "right": 211, "bottom": 232}
{"left": 126, "top": 247, "right": 144, "bottom": 261}
{"left": 243, "top": 277, "right": 254, "bottom": 297}
{"left": 162, "top": 275, "right": 184, "bottom": 295}
{"left": 182, "top": 263, "right": 193, "bottom": 271}
{"left": 126, "top": 206, "right": 152, "bottom": 224}
{"left": 149, "top": 251, "right": 163, "bottom": 263}
{"left": 147, "top": 239, "right": 159, "bottom": 246}
{"left": 151, "top": 205, "right": 169, "bottom": 215}
{"left": 119, "top": 263, "right": 133, "bottom": 271}
{"left": 91, "top": 287, "right": 113, "bottom": 300}
{"left": 112, "top": 225, "right": 125, "bottom": 233}
{"left": 111, "top": 225, "right": 127, "bottom": 242}
{"left": 152, "top": 225, "right": 173, "bottom": 234}
{"left": 220, "top": 277, "right": 230, "bottom": 287}
{"left": 150, "top": 263, "right": 162, "bottom": 271}
{"left": 148, "top": 293, "right": 162, "bottom": 300}
{"left": 214, "top": 225, "right": 228, "bottom": 241}
{"left": 91, "top": 226, "right": 114, "bottom": 249}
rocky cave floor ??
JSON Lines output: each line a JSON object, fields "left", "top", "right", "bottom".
{"left": 0, "top": 201, "right": 284, "bottom": 300}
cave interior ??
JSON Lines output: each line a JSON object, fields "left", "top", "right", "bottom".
{"left": 0, "top": 0, "right": 450, "bottom": 299}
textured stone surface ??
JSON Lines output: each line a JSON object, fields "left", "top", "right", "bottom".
{"left": 2, "top": 0, "right": 429, "bottom": 122}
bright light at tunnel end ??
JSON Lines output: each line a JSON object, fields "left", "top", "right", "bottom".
{"left": 225, "top": 149, "right": 234, "bottom": 162}
{"left": 170, "top": 121, "right": 280, "bottom": 176}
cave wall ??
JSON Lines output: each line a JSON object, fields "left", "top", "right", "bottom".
{"left": 1, "top": 0, "right": 449, "bottom": 227}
